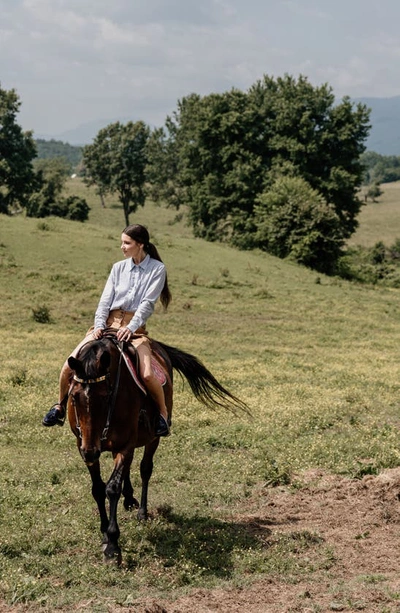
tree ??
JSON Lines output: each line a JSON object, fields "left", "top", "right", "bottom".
{"left": 153, "top": 75, "right": 371, "bottom": 271}
{"left": 254, "top": 176, "right": 344, "bottom": 273}
{"left": 0, "top": 84, "right": 37, "bottom": 214}
{"left": 145, "top": 121, "right": 184, "bottom": 209}
{"left": 26, "top": 158, "right": 69, "bottom": 217}
{"left": 83, "top": 121, "right": 150, "bottom": 225}
{"left": 366, "top": 181, "right": 383, "bottom": 202}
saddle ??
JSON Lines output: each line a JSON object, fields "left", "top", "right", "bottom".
{"left": 102, "top": 328, "right": 168, "bottom": 395}
{"left": 121, "top": 342, "right": 167, "bottom": 395}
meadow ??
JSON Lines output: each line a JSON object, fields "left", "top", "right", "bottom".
{"left": 1, "top": 179, "right": 400, "bottom": 610}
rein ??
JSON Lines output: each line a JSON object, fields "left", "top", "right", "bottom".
{"left": 71, "top": 337, "right": 124, "bottom": 442}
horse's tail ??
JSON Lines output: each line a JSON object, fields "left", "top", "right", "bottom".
{"left": 156, "top": 341, "right": 251, "bottom": 415}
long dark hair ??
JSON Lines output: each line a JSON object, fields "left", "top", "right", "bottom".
{"left": 123, "top": 224, "right": 172, "bottom": 309}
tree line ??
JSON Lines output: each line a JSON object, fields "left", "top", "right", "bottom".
{"left": 1, "top": 76, "right": 374, "bottom": 273}
{"left": 35, "top": 139, "right": 83, "bottom": 169}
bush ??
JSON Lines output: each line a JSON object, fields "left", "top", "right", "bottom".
{"left": 337, "top": 241, "right": 398, "bottom": 284}
{"left": 26, "top": 194, "right": 90, "bottom": 222}
{"left": 32, "top": 305, "right": 52, "bottom": 324}
{"left": 63, "top": 195, "right": 90, "bottom": 221}
{"left": 253, "top": 176, "right": 344, "bottom": 274}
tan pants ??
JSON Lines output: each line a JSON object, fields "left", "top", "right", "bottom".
{"left": 70, "top": 309, "right": 148, "bottom": 358}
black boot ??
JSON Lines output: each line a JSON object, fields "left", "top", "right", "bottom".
{"left": 155, "top": 414, "right": 171, "bottom": 437}
{"left": 42, "top": 404, "right": 65, "bottom": 427}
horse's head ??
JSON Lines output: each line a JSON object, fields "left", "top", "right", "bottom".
{"left": 68, "top": 338, "right": 117, "bottom": 465}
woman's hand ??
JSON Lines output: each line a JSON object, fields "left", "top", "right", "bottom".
{"left": 93, "top": 328, "right": 104, "bottom": 339}
{"left": 117, "top": 327, "right": 132, "bottom": 342}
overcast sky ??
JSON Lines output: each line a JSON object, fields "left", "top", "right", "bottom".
{"left": 1, "top": 0, "right": 400, "bottom": 138}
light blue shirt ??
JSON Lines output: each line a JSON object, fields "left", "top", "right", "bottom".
{"left": 94, "top": 254, "right": 166, "bottom": 333}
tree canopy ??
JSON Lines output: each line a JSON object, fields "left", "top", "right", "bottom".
{"left": 148, "top": 74, "right": 371, "bottom": 272}
{"left": 83, "top": 121, "right": 150, "bottom": 226}
{"left": 0, "top": 84, "right": 37, "bottom": 214}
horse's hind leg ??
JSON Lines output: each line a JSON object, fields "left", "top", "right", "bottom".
{"left": 122, "top": 471, "right": 139, "bottom": 510}
{"left": 138, "top": 438, "right": 160, "bottom": 520}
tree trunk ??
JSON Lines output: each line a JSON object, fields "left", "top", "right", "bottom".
{"left": 123, "top": 200, "right": 130, "bottom": 226}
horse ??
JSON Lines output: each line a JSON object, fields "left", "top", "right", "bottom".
{"left": 66, "top": 329, "right": 249, "bottom": 564}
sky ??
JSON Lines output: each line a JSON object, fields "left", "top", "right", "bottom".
{"left": 1, "top": 0, "right": 400, "bottom": 139}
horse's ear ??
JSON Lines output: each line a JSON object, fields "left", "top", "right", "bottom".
{"left": 100, "top": 351, "right": 111, "bottom": 370}
{"left": 68, "top": 356, "right": 83, "bottom": 374}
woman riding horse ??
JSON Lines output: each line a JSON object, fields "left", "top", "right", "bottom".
{"left": 42, "top": 223, "right": 172, "bottom": 437}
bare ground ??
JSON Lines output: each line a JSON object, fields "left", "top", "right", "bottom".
{"left": 136, "top": 468, "right": 400, "bottom": 613}
{"left": 3, "top": 467, "right": 400, "bottom": 612}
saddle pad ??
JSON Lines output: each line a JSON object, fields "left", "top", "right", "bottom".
{"left": 121, "top": 352, "right": 167, "bottom": 395}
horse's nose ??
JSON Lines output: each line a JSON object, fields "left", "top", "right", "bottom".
{"left": 80, "top": 447, "right": 101, "bottom": 465}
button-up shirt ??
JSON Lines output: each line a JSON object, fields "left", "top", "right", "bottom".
{"left": 94, "top": 254, "right": 166, "bottom": 333}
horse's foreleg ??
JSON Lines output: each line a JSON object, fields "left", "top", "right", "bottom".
{"left": 104, "top": 453, "right": 132, "bottom": 564}
{"left": 87, "top": 461, "right": 108, "bottom": 543}
{"left": 138, "top": 439, "right": 160, "bottom": 520}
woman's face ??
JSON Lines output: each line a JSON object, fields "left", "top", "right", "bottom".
{"left": 120, "top": 233, "right": 143, "bottom": 260}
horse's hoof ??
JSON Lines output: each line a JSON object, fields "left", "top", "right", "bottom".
{"left": 124, "top": 497, "right": 139, "bottom": 511}
{"left": 103, "top": 550, "right": 122, "bottom": 566}
{"left": 137, "top": 508, "right": 148, "bottom": 521}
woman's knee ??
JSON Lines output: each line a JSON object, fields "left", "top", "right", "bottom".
{"left": 141, "top": 370, "right": 156, "bottom": 385}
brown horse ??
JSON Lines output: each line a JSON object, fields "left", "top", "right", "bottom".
{"left": 67, "top": 329, "right": 249, "bottom": 564}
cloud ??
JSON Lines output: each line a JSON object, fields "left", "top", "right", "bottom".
{"left": 1, "top": 0, "right": 400, "bottom": 136}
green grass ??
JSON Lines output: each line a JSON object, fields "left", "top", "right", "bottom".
{"left": 1, "top": 180, "right": 400, "bottom": 608}
{"left": 351, "top": 181, "right": 400, "bottom": 247}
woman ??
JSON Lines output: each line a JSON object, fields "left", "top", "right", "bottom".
{"left": 42, "top": 223, "right": 172, "bottom": 437}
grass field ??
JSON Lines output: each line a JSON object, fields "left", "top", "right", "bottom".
{"left": 1, "top": 179, "right": 400, "bottom": 609}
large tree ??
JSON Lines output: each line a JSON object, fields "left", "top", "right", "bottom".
{"left": 151, "top": 75, "right": 371, "bottom": 271}
{"left": 83, "top": 121, "right": 150, "bottom": 225}
{"left": 0, "top": 84, "right": 37, "bottom": 214}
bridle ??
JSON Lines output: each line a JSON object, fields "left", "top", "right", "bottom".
{"left": 70, "top": 338, "right": 124, "bottom": 442}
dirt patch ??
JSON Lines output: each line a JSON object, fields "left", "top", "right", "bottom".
{"left": 4, "top": 468, "right": 400, "bottom": 612}
{"left": 135, "top": 468, "right": 400, "bottom": 612}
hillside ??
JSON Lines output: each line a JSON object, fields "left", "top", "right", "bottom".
{"left": 2, "top": 182, "right": 400, "bottom": 609}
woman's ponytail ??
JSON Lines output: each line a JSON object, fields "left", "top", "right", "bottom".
{"left": 123, "top": 224, "right": 172, "bottom": 309}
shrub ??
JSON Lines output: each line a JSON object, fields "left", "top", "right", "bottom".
{"left": 26, "top": 194, "right": 90, "bottom": 222}
{"left": 253, "top": 176, "right": 344, "bottom": 274}
{"left": 63, "top": 195, "right": 90, "bottom": 221}
{"left": 32, "top": 305, "right": 52, "bottom": 324}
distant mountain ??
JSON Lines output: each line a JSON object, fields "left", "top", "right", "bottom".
{"left": 354, "top": 96, "right": 400, "bottom": 155}
{"left": 35, "top": 117, "right": 133, "bottom": 146}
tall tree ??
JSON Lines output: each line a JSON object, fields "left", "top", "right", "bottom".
{"left": 83, "top": 121, "right": 150, "bottom": 225}
{"left": 152, "top": 75, "right": 371, "bottom": 271}
{"left": 145, "top": 121, "right": 184, "bottom": 209}
{"left": 0, "top": 84, "right": 37, "bottom": 214}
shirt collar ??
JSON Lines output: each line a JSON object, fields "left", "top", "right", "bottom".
{"left": 129, "top": 253, "right": 150, "bottom": 271}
